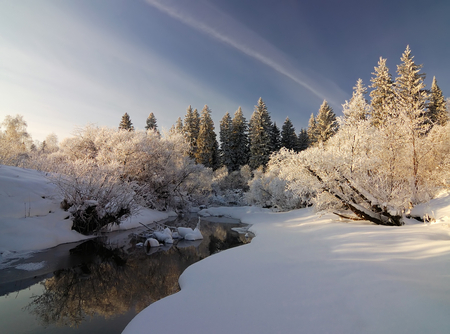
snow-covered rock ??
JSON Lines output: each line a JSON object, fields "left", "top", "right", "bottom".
{"left": 143, "top": 238, "right": 160, "bottom": 248}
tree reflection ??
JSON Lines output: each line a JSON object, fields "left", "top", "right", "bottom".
{"left": 27, "top": 221, "right": 251, "bottom": 327}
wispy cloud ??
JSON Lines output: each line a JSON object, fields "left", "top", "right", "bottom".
{"left": 145, "top": 0, "right": 347, "bottom": 105}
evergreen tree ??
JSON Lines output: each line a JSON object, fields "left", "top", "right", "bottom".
{"left": 183, "top": 106, "right": 200, "bottom": 159}
{"left": 395, "top": 45, "right": 429, "bottom": 134}
{"left": 219, "top": 112, "right": 233, "bottom": 170}
{"left": 342, "top": 79, "right": 371, "bottom": 125}
{"left": 248, "top": 98, "right": 273, "bottom": 170}
{"left": 271, "top": 122, "right": 281, "bottom": 152}
{"left": 297, "top": 128, "right": 309, "bottom": 152}
{"left": 370, "top": 57, "right": 395, "bottom": 127}
{"left": 229, "top": 107, "right": 249, "bottom": 171}
{"left": 119, "top": 113, "right": 134, "bottom": 131}
{"left": 281, "top": 117, "right": 297, "bottom": 150}
{"left": 307, "top": 113, "right": 318, "bottom": 146}
{"left": 428, "top": 76, "right": 448, "bottom": 126}
{"left": 316, "top": 100, "right": 337, "bottom": 143}
{"left": 145, "top": 112, "right": 158, "bottom": 131}
{"left": 195, "top": 105, "right": 219, "bottom": 169}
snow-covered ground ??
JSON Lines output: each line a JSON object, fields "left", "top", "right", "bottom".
{"left": 0, "top": 165, "right": 169, "bottom": 264}
{"left": 124, "top": 205, "right": 450, "bottom": 334}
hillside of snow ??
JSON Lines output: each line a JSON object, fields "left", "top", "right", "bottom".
{"left": 124, "top": 204, "right": 450, "bottom": 334}
{"left": 0, "top": 165, "right": 169, "bottom": 262}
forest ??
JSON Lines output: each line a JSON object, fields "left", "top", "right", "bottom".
{"left": 1, "top": 46, "right": 449, "bottom": 232}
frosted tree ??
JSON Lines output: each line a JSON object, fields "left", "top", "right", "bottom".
{"left": 307, "top": 113, "right": 318, "bottom": 146}
{"left": 248, "top": 98, "right": 273, "bottom": 170}
{"left": 195, "top": 105, "right": 219, "bottom": 169}
{"left": 170, "top": 117, "right": 184, "bottom": 134}
{"left": 40, "top": 133, "right": 59, "bottom": 154}
{"left": 219, "top": 112, "right": 233, "bottom": 170}
{"left": 281, "top": 117, "right": 297, "bottom": 150}
{"left": 229, "top": 107, "right": 249, "bottom": 171}
{"left": 183, "top": 106, "right": 200, "bottom": 160}
{"left": 271, "top": 122, "right": 281, "bottom": 152}
{"left": 370, "top": 57, "right": 395, "bottom": 127}
{"left": 342, "top": 79, "right": 371, "bottom": 125}
{"left": 119, "top": 113, "right": 134, "bottom": 131}
{"left": 297, "top": 128, "right": 309, "bottom": 152}
{"left": 0, "top": 114, "right": 33, "bottom": 166}
{"left": 395, "top": 45, "right": 430, "bottom": 200}
{"left": 315, "top": 100, "right": 337, "bottom": 143}
{"left": 428, "top": 76, "right": 448, "bottom": 126}
{"left": 145, "top": 112, "right": 158, "bottom": 131}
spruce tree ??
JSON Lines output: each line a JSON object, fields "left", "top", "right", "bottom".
{"left": 370, "top": 57, "right": 395, "bottom": 127}
{"left": 183, "top": 106, "right": 200, "bottom": 159}
{"left": 145, "top": 112, "right": 158, "bottom": 131}
{"left": 248, "top": 98, "right": 273, "bottom": 170}
{"left": 195, "top": 105, "right": 219, "bottom": 169}
{"left": 307, "top": 113, "right": 318, "bottom": 146}
{"left": 428, "top": 76, "right": 448, "bottom": 126}
{"left": 297, "top": 128, "right": 309, "bottom": 152}
{"left": 342, "top": 79, "right": 371, "bottom": 125}
{"left": 271, "top": 122, "right": 281, "bottom": 152}
{"left": 281, "top": 117, "right": 297, "bottom": 150}
{"left": 119, "top": 113, "right": 134, "bottom": 131}
{"left": 395, "top": 45, "right": 429, "bottom": 134}
{"left": 229, "top": 107, "right": 249, "bottom": 171}
{"left": 219, "top": 112, "right": 233, "bottom": 170}
{"left": 315, "top": 100, "right": 337, "bottom": 143}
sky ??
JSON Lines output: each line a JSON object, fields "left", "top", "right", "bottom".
{"left": 1, "top": 0, "right": 449, "bottom": 142}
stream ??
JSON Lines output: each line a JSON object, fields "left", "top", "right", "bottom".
{"left": 0, "top": 214, "right": 253, "bottom": 334}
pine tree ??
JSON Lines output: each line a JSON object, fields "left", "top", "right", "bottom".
{"left": 271, "top": 122, "right": 281, "bottom": 152}
{"left": 229, "top": 107, "right": 249, "bottom": 171}
{"left": 395, "top": 45, "right": 429, "bottom": 133}
{"left": 195, "top": 105, "right": 219, "bottom": 169}
{"left": 342, "top": 79, "right": 371, "bottom": 125}
{"left": 316, "top": 100, "right": 337, "bottom": 143}
{"left": 297, "top": 128, "right": 309, "bottom": 152}
{"left": 428, "top": 76, "right": 448, "bottom": 126}
{"left": 248, "top": 98, "right": 273, "bottom": 170}
{"left": 145, "top": 112, "right": 158, "bottom": 131}
{"left": 219, "top": 112, "right": 233, "bottom": 170}
{"left": 119, "top": 113, "right": 134, "bottom": 131}
{"left": 370, "top": 57, "right": 395, "bottom": 127}
{"left": 281, "top": 117, "right": 297, "bottom": 150}
{"left": 307, "top": 113, "right": 318, "bottom": 146}
{"left": 183, "top": 106, "right": 200, "bottom": 159}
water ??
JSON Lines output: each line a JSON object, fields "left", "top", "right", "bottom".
{"left": 0, "top": 215, "right": 253, "bottom": 334}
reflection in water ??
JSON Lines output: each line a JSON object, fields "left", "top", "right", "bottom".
{"left": 26, "top": 218, "right": 252, "bottom": 329}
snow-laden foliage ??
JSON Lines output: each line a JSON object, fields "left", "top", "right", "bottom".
{"left": 0, "top": 114, "right": 33, "bottom": 167}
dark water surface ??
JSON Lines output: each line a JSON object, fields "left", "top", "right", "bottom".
{"left": 0, "top": 215, "right": 253, "bottom": 334}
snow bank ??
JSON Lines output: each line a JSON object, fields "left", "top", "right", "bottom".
{"left": 0, "top": 165, "right": 169, "bottom": 260}
{"left": 124, "top": 205, "right": 450, "bottom": 334}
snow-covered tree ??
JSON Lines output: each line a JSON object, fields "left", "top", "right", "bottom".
{"left": 249, "top": 98, "right": 273, "bottom": 170}
{"left": 307, "top": 113, "right": 318, "bottom": 146}
{"left": 342, "top": 79, "right": 371, "bottom": 125}
{"left": 297, "top": 128, "right": 309, "bottom": 152}
{"left": 315, "top": 100, "right": 337, "bottom": 143}
{"left": 271, "top": 122, "right": 281, "bottom": 152}
{"left": 119, "top": 113, "right": 134, "bottom": 131}
{"left": 171, "top": 117, "right": 184, "bottom": 134}
{"left": 145, "top": 112, "right": 158, "bottom": 131}
{"left": 281, "top": 117, "right": 297, "bottom": 150}
{"left": 370, "top": 57, "right": 395, "bottom": 127}
{"left": 183, "top": 106, "right": 200, "bottom": 160}
{"left": 40, "top": 133, "right": 59, "bottom": 154}
{"left": 428, "top": 76, "right": 448, "bottom": 126}
{"left": 0, "top": 114, "right": 33, "bottom": 166}
{"left": 219, "top": 112, "right": 233, "bottom": 170}
{"left": 195, "top": 105, "right": 219, "bottom": 169}
{"left": 229, "top": 107, "right": 249, "bottom": 171}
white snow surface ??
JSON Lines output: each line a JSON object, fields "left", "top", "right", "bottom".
{"left": 124, "top": 205, "right": 450, "bottom": 334}
{"left": 0, "top": 165, "right": 169, "bottom": 258}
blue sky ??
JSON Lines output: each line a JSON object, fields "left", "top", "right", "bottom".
{"left": 1, "top": 0, "right": 449, "bottom": 141}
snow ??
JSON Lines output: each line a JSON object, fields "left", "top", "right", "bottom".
{"left": 124, "top": 205, "right": 450, "bottom": 334}
{"left": 0, "top": 165, "right": 169, "bottom": 262}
